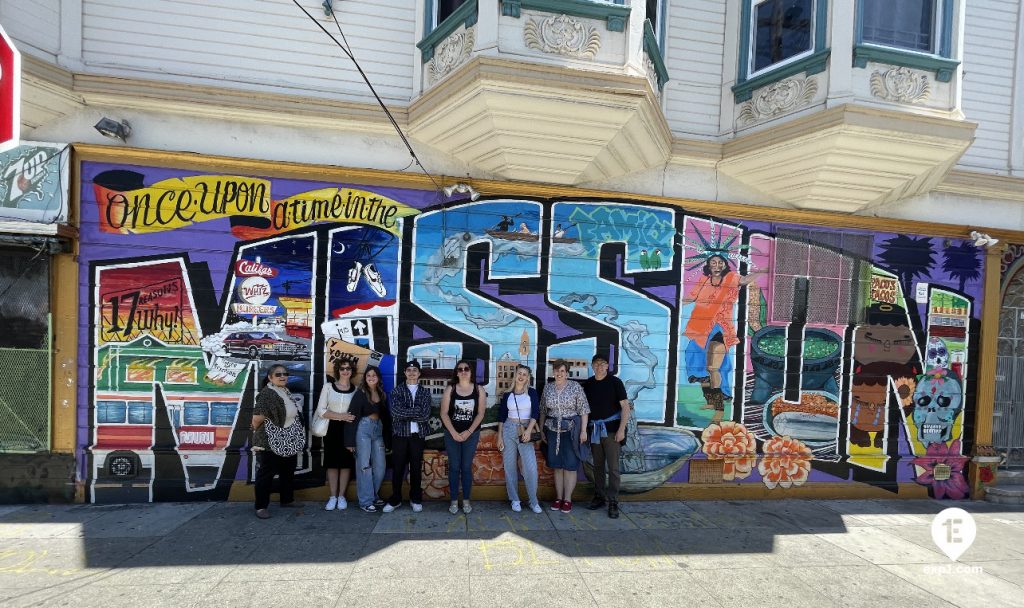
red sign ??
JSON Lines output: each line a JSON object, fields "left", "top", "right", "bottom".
{"left": 0, "top": 24, "right": 21, "bottom": 152}
{"left": 234, "top": 259, "right": 278, "bottom": 278}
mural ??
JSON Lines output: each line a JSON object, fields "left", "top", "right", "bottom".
{"left": 77, "top": 162, "right": 982, "bottom": 502}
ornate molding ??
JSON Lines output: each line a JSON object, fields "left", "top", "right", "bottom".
{"left": 524, "top": 14, "right": 600, "bottom": 59}
{"left": 737, "top": 76, "right": 818, "bottom": 126}
{"left": 870, "top": 66, "right": 931, "bottom": 104}
{"left": 431, "top": 27, "right": 475, "bottom": 84}
{"left": 643, "top": 54, "right": 658, "bottom": 91}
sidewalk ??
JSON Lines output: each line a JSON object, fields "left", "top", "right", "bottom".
{"left": 0, "top": 498, "right": 1021, "bottom": 608}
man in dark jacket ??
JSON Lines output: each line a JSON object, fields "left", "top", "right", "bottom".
{"left": 384, "top": 359, "right": 432, "bottom": 512}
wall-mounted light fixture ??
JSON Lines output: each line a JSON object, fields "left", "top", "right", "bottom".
{"left": 94, "top": 118, "right": 131, "bottom": 142}
{"left": 970, "top": 230, "right": 999, "bottom": 248}
{"left": 443, "top": 183, "right": 480, "bottom": 201}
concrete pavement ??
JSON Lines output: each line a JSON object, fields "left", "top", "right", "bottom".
{"left": 0, "top": 498, "right": 1022, "bottom": 608}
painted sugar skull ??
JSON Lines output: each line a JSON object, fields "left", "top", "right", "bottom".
{"left": 925, "top": 337, "right": 950, "bottom": 370}
{"left": 912, "top": 371, "right": 963, "bottom": 446}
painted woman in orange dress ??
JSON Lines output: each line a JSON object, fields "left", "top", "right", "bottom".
{"left": 682, "top": 254, "right": 760, "bottom": 422}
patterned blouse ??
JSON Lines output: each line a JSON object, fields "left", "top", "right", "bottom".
{"left": 541, "top": 380, "right": 590, "bottom": 432}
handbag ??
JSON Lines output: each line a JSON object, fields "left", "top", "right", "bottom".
{"left": 310, "top": 409, "right": 330, "bottom": 438}
{"left": 264, "top": 417, "right": 306, "bottom": 457}
{"left": 520, "top": 429, "right": 542, "bottom": 443}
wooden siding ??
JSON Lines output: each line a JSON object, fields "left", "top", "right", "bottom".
{"left": 662, "top": 0, "right": 727, "bottom": 137}
{"left": 0, "top": 0, "right": 61, "bottom": 56}
{"left": 80, "top": 0, "right": 417, "bottom": 103}
{"left": 959, "top": 0, "right": 1020, "bottom": 172}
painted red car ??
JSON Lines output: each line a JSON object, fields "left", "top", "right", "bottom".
{"left": 222, "top": 331, "right": 308, "bottom": 360}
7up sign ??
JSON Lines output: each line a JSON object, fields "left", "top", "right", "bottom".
{"left": 0, "top": 23, "right": 21, "bottom": 152}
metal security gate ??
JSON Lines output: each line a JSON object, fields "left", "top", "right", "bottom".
{"left": 995, "top": 270, "right": 1024, "bottom": 467}
{"left": 0, "top": 247, "right": 51, "bottom": 453}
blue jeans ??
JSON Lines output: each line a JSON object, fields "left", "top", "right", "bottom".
{"left": 444, "top": 429, "right": 480, "bottom": 500}
{"left": 501, "top": 420, "right": 539, "bottom": 505}
{"left": 355, "top": 417, "right": 386, "bottom": 508}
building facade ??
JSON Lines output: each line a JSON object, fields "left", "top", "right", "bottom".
{"left": 0, "top": 0, "right": 1022, "bottom": 502}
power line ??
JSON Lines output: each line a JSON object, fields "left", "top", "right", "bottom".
{"left": 290, "top": 0, "right": 442, "bottom": 197}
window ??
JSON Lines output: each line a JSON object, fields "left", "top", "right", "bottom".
{"left": 861, "top": 0, "right": 937, "bottom": 53}
{"left": 183, "top": 401, "right": 210, "bottom": 425}
{"left": 97, "top": 400, "right": 128, "bottom": 424}
{"left": 854, "top": 0, "right": 957, "bottom": 82}
{"left": 733, "top": 0, "right": 828, "bottom": 102}
{"left": 751, "top": 0, "right": 814, "bottom": 76}
{"left": 646, "top": 0, "right": 663, "bottom": 37}
{"left": 434, "top": 0, "right": 468, "bottom": 28}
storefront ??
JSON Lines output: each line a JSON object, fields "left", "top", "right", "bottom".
{"left": 0, "top": 142, "right": 75, "bottom": 502}
{"left": 64, "top": 145, "right": 1008, "bottom": 503}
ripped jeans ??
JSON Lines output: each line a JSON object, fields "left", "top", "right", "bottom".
{"left": 355, "top": 417, "right": 386, "bottom": 508}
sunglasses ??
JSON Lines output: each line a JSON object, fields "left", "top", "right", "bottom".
{"left": 338, "top": 367, "right": 352, "bottom": 372}
{"left": 457, "top": 367, "right": 471, "bottom": 372}
{"left": 272, "top": 372, "right": 288, "bottom": 378}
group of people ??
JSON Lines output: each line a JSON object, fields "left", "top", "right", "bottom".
{"left": 250, "top": 353, "right": 630, "bottom": 520}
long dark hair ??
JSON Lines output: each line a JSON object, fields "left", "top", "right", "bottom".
{"left": 448, "top": 359, "right": 476, "bottom": 387}
{"left": 261, "top": 364, "right": 288, "bottom": 389}
{"left": 359, "top": 365, "right": 384, "bottom": 401}
{"left": 702, "top": 254, "right": 732, "bottom": 276}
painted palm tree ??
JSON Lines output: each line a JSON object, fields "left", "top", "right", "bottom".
{"left": 941, "top": 241, "right": 982, "bottom": 292}
{"left": 877, "top": 234, "right": 937, "bottom": 298}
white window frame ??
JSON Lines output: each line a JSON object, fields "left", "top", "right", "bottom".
{"left": 747, "top": 0, "right": 817, "bottom": 80}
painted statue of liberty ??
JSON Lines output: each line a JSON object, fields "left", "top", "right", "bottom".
{"left": 680, "top": 222, "right": 762, "bottom": 422}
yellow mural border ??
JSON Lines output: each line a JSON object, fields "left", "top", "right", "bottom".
{"left": 60, "top": 143, "right": 1014, "bottom": 501}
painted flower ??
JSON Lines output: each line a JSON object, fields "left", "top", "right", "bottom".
{"left": 912, "top": 440, "right": 969, "bottom": 499}
{"left": 702, "top": 421, "right": 756, "bottom": 481}
{"left": 758, "top": 435, "right": 813, "bottom": 489}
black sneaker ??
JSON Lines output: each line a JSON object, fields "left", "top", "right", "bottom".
{"left": 608, "top": 501, "right": 619, "bottom": 519}
{"left": 587, "top": 496, "right": 606, "bottom": 510}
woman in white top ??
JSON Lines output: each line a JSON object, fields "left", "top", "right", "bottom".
{"left": 497, "top": 365, "right": 542, "bottom": 513}
{"left": 315, "top": 358, "right": 357, "bottom": 510}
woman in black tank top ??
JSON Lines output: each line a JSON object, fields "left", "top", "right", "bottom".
{"left": 441, "top": 359, "right": 486, "bottom": 514}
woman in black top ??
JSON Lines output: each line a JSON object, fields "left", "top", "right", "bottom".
{"left": 440, "top": 359, "right": 486, "bottom": 514}
{"left": 251, "top": 364, "right": 301, "bottom": 519}
{"left": 344, "top": 366, "right": 389, "bottom": 512}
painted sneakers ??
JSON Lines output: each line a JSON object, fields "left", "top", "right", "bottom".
{"left": 345, "top": 261, "right": 387, "bottom": 297}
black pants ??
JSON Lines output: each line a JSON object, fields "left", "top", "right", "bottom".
{"left": 254, "top": 450, "right": 297, "bottom": 510}
{"left": 590, "top": 434, "right": 622, "bottom": 501}
{"left": 387, "top": 433, "right": 424, "bottom": 505}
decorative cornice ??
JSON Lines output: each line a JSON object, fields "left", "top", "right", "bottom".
{"left": 524, "top": 14, "right": 600, "bottom": 59}
{"left": 737, "top": 75, "right": 818, "bottom": 126}
{"left": 935, "top": 170, "right": 1024, "bottom": 202}
{"left": 870, "top": 66, "right": 930, "bottom": 104}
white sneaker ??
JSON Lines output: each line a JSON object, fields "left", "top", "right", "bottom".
{"left": 363, "top": 263, "right": 387, "bottom": 297}
{"left": 346, "top": 262, "right": 363, "bottom": 292}
{"left": 337, "top": 496, "right": 348, "bottom": 510}
{"left": 511, "top": 501, "right": 522, "bottom": 513}
{"left": 325, "top": 496, "right": 338, "bottom": 511}
{"left": 382, "top": 502, "right": 398, "bottom": 513}
{"left": 411, "top": 502, "right": 423, "bottom": 513}
{"left": 530, "top": 503, "right": 542, "bottom": 514}
{"left": 462, "top": 501, "right": 472, "bottom": 514}
{"left": 449, "top": 502, "right": 459, "bottom": 515}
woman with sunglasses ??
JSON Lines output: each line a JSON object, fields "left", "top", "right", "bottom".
{"left": 251, "top": 364, "right": 301, "bottom": 519}
{"left": 440, "top": 359, "right": 486, "bottom": 514}
{"left": 315, "top": 358, "right": 357, "bottom": 510}
{"left": 344, "top": 366, "right": 389, "bottom": 512}
{"left": 497, "top": 364, "right": 542, "bottom": 513}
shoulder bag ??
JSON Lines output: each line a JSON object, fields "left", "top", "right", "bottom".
{"left": 265, "top": 417, "right": 306, "bottom": 457}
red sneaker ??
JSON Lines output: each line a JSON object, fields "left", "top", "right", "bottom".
{"left": 561, "top": 500, "right": 573, "bottom": 513}
{"left": 550, "top": 499, "right": 563, "bottom": 511}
